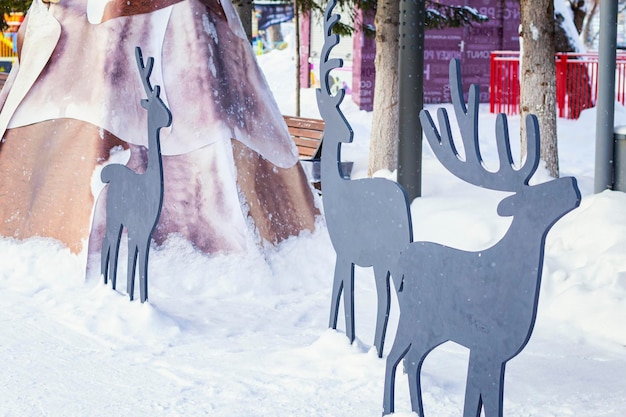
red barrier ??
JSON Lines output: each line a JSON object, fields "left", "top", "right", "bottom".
{"left": 490, "top": 51, "right": 626, "bottom": 119}
{"left": 490, "top": 51, "right": 520, "bottom": 116}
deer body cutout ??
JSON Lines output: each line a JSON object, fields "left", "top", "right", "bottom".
{"left": 100, "top": 47, "right": 172, "bottom": 303}
{"left": 316, "top": 0, "right": 413, "bottom": 357}
{"left": 382, "top": 59, "right": 581, "bottom": 416}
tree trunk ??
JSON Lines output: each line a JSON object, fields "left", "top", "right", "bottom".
{"left": 368, "top": 0, "right": 400, "bottom": 176}
{"left": 555, "top": 0, "right": 591, "bottom": 119}
{"left": 582, "top": 0, "right": 599, "bottom": 47}
{"left": 233, "top": 0, "right": 254, "bottom": 42}
{"left": 570, "top": 0, "right": 587, "bottom": 33}
{"left": 554, "top": 4, "right": 584, "bottom": 52}
{"left": 520, "top": 0, "right": 559, "bottom": 177}
{"left": 267, "top": 24, "right": 284, "bottom": 47}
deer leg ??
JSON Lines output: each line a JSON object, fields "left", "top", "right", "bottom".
{"left": 109, "top": 224, "right": 123, "bottom": 290}
{"left": 137, "top": 239, "right": 151, "bottom": 303}
{"left": 478, "top": 361, "right": 505, "bottom": 417}
{"left": 126, "top": 241, "right": 138, "bottom": 301}
{"left": 463, "top": 353, "right": 485, "bottom": 417}
{"left": 101, "top": 236, "right": 110, "bottom": 285}
{"left": 382, "top": 324, "right": 412, "bottom": 415}
{"left": 343, "top": 262, "right": 356, "bottom": 343}
{"left": 329, "top": 259, "right": 355, "bottom": 343}
{"left": 328, "top": 260, "right": 344, "bottom": 330}
{"left": 373, "top": 266, "right": 391, "bottom": 358}
{"left": 406, "top": 346, "right": 429, "bottom": 417}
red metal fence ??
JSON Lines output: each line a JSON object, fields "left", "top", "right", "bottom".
{"left": 490, "top": 51, "right": 626, "bottom": 119}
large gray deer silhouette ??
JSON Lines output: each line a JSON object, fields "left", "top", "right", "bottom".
{"left": 382, "top": 59, "right": 581, "bottom": 416}
{"left": 101, "top": 47, "right": 172, "bottom": 303}
{"left": 316, "top": 0, "right": 413, "bottom": 357}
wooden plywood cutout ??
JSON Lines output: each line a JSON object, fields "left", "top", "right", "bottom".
{"left": 0, "top": 0, "right": 318, "bottom": 267}
{"left": 316, "top": 0, "right": 413, "bottom": 358}
{"left": 101, "top": 47, "right": 171, "bottom": 302}
{"left": 382, "top": 59, "right": 581, "bottom": 417}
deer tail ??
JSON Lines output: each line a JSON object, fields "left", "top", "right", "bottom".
{"left": 100, "top": 164, "right": 113, "bottom": 183}
{"left": 101, "top": 163, "right": 128, "bottom": 184}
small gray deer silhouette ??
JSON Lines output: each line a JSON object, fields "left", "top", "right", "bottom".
{"left": 316, "top": 0, "right": 413, "bottom": 358}
{"left": 100, "top": 47, "right": 172, "bottom": 303}
{"left": 382, "top": 59, "right": 581, "bottom": 416}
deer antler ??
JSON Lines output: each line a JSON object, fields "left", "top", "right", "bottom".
{"left": 319, "top": 0, "right": 342, "bottom": 103}
{"left": 494, "top": 112, "right": 540, "bottom": 186}
{"left": 419, "top": 59, "right": 540, "bottom": 191}
{"left": 135, "top": 47, "right": 159, "bottom": 98}
{"left": 315, "top": 0, "right": 353, "bottom": 147}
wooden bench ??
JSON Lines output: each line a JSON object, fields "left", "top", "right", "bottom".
{"left": 283, "top": 115, "right": 353, "bottom": 188}
{"left": 283, "top": 115, "right": 324, "bottom": 160}
{"left": 284, "top": 115, "right": 324, "bottom": 189}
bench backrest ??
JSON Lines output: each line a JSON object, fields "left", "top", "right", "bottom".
{"left": 283, "top": 115, "right": 324, "bottom": 160}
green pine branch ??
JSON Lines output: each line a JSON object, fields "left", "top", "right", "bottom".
{"left": 294, "top": 0, "right": 488, "bottom": 36}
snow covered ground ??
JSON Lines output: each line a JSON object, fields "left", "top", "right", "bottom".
{"left": 1, "top": 36, "right": 626, "bottom": 416}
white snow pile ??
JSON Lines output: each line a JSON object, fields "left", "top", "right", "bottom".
{"left": 1, "top": 37, "right": 626, "bottom": 416}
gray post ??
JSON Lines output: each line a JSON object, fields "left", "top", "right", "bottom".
{"left": 397, "top": 0, "right": 425, "bottom": 201}
{"left": 295, "top": 0, "right": 301, "bottom": 117}
{"left": 594, "top": 0, "right": 618, "bottom": 193}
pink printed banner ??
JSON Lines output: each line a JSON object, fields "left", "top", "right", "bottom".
{"left": 351, "top": 9, "right": 376, "bottom": 111}
{"left": 350, "top": 0, "right": 520, "bottom": 110}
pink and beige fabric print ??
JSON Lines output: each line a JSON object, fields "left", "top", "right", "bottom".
{"left": 0, "top": 0, "right": 317, "bottom": 266}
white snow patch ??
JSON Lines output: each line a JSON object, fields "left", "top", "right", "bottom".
{"left": 86, "top": 0, "right": 113, "bottom": 24}
{"left": 530, "top": 22, "right": 539, "bottom": 41}
{"left": 202, "top": 13, "right": 219, "bottom": 44}
{"left": 554, "top": 0, "right": 587, "bottom": 52}
{"left": 2, "top": 26, "right": 626, "bottom": 417}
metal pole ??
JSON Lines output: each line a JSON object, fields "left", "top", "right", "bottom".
{"left": 397, "top": 0, "right": 425, "bottom": 201}
{"left": 294, "top": 0, "right": 301, "bottom": 116}
{"left": 594, "top": 0, "right": 618, "bottom": 193}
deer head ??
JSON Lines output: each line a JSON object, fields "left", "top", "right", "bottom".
{"left": 315, "top": 0, "right": 353, "bottom": 146}
{"left": 419, "top": 59, "right": 580, "bottom": 224}
{"left": 135, "top": 47, "right": 172, "bottom": 130}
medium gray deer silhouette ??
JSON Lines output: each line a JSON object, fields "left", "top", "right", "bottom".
{"left": 316, "top": 0, "right": 413, "bottom": 357}
{"left": 101, "top": 47, "right": 172, "bottom": 303}
{"left": 382, "top": 59, "right": 581, "bottom": 416}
